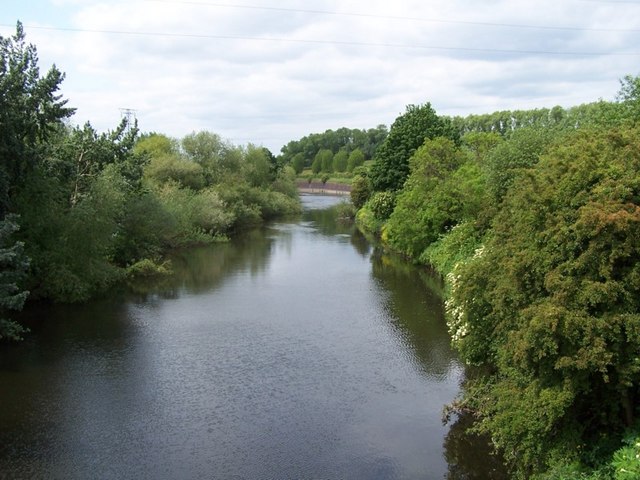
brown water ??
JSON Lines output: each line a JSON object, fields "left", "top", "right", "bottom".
{"left": 0, "top": 195, "right": 504, "bottom": 479}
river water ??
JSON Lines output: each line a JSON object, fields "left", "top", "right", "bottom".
{"left": 0, "top": 195, "right": 503, "bottom": 479}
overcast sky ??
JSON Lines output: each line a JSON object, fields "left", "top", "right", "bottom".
{"left": 2, "top": 0, "right": 639, "bottom": 153}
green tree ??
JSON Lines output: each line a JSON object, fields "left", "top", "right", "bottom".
{"left": 617, "top": 73, "right": 640, "bottom": 123}
{"left": 311, "top": 154, "right": 322, "bottom": 174}
{"left": 134, "top": 133, "right": 177, "bottom": 158}
{"left": 112, "top": 190, "right": 174, "bottom": 264}
{"left": 332, "top": 149, "right": 348, "bottom": 173}
{"left": 279, "top": 126, "right": 386, "bottom": 169}
{"left": 291, "top": 152, "right": 305, "bottom": 174}
{"left": 243, "top": 144, "right": 272, "bottom": 188}
{"left": 317, "top": 149, "right": 333, "bottom": 173}
{"left": 49, "top": 120, "right": 144, "bottom": 205}
{"left": 385, "top": 137, "right": 473, "bottom": 259}
{"left": 461, "top": 131, "right": 503, "bottom": 162}
{"left": 347, "top": 148, "right": 365, "bottom": 172}
{"left": 144, "top": 154, "right": 205, "bottom": 190}
{"left": 370, "top": 103, "right": 458, "bottom": 192}
{"left": 0, "top": 22, "right": 74, "bottom": 216}
{"left": 363, "top": 125, "right": 388, "bottom": 159}
{"left": 485, "top": 127, "right": 553, "bottom": 204}
{"left": 182, "top": 131, "right": 241, "bottom": 185}
{"left": 0, "top": 215, "right": 29, "bottom": 341}
{"left": 350, "top": 173, "right": 371, "bottom": 209}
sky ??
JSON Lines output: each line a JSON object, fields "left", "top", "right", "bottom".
{"left": 2, "top": 0, "right": 639, "bottom": 153}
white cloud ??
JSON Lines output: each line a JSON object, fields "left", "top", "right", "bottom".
{"left": 2, "top": 0, "right": 639, "bottom": 152}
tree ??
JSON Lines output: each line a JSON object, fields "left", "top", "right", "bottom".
{"left": 311, "top": 154, "right": 322, "bottom": 174}
{"left": 0, "top": 215, "right": 29, "bottom": 341}
{"left": 182, "top": 131, "right": 241, "bottom": 185}
{"left": 243, "top": 144, "right": 272, "bottom": 188}
{"left": 385, "top": 137, "right": 472, "bottom": 258}
{"left": 0, "top": 22, "right": 74, "bottom": 216}
{"left": 134, "top": 133, "right": 177, "bottom": 158}
{"left": 370, "top": 103, "right": 458, "bottom": 192}
{"left": 332, "top": 149, "right": 348, "bottom": 173}
{"left": 347, "top": 148, "right": 365, "bottom": 172}
{"left": 279, "top": 126, "right": 387, "bottom": 168}
{"left": 291, "top": 152, "right": 305, "bottom": 174}
{"left": 314, "top": 149, "right": 333, "bottom": 173}
{"left": 485, "top": 127, "right": 553, "bottom": 204}
{"left": 144, "top": 154, "right": 205, "bottom": 190}
{"left": 616, "top": 73, "right": 640, "bottom": 123}
{"left": 49, "top": 119, "right": 144, "bottom": 205}
{"left": 461, "top": 131, "right": 502, "bottom": 163}
{"left": 350, "top": 173, "right": 371, "bottom": 209}
{"left": 363, "top": 124, "right": 388, "bottom": 159}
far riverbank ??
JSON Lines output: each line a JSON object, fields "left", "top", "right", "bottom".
{"left": 296, "top": 181, "right": 351, "bottom": 196}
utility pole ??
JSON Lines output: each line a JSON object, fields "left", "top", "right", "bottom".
{"left": 119, "top": 108, "right": 137, "bottom": 130}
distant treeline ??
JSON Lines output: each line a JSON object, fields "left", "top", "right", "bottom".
{"left": 279, "top": 125, "right": 388, "bottom": 174}
{"left": 449, "top": 100, "right": 625, "bottom": 136}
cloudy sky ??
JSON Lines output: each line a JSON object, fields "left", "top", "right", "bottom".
{"left": 2, "top": 0, "right": 639, "bottom": 153}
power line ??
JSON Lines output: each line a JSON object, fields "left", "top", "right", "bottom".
{"left": 145, "top": 0, "right": 640, "bottom": 33}
{"left": 576, "top": 0, "right": 640, "bottom": 3}
{"left": 3, "top": 24, "right": 639, "bottom": 57}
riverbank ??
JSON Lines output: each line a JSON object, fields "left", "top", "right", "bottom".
{"left": 296, "top": 181, "right": 351, "bottom": 196}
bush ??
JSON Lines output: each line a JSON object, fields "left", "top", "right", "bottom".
{"left": 611, "top": 436, "right": 640, "bottom": 480}
{"left": 126, "top": 258, "right": 172, "bottom": 278}
{"left": 355, "top": 202, "right": 385, "bottom": 236}
{"left": 350, "top": 174, "right": 371, "bottom": 209}
{"left": 335, "top": 201, "right": 356, "bottom": 222}
{"left": 368, "top": 191, "right": 395, "bottom": 220}
{"left": 420, "top": 221, "right": 485, "bottom": 275}
{"left": 144, "top": 154, "right": 205, "bottom": 189}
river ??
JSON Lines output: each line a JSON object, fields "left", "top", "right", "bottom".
{"left": 0, "top": 195, "right": 503, "bottom": 479}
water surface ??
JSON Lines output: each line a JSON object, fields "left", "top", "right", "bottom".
{"left": 0, "top": 195, "right": 494, "bottom": 479}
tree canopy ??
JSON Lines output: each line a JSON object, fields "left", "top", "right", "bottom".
{"left": 279, "top": 125, "right": 388, "bottom": 172}
{"left": 370, "top": 103, "right": 458, "bottom": 192}
{"left": 0, "top": 21, "right": 74, "bottom": 215}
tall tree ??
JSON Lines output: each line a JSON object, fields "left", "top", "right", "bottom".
{"left": 370, "top": 103, "right": 457, "bottom": 192}
{"left": 617, "top": 73, "right": 640, "bottom": 123}
{"left": 0, "top": 22, "right": 74, "bottom": 216}
{"left": 332, "top": 149, "right": 348, "bottom": 173}
{"left": 347, "top": 148, "right": 365, "bottom": 172}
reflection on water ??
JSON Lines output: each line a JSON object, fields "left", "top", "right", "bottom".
{"left": 127, "top": 228, "right": 278, "bottom": 299}
{"left": 370, "top": 250, "right": 456, "bottom": 381}
{"left": 0, "top": 194, "right": 504, "bottom": 479}
{"left": 444, "top": 412, "right": 509, "bottom": 480}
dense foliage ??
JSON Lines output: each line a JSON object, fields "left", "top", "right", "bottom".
{"left": 355, "top": 76, "right": 640, "bottom": 478}
{"left": 450, "top": 127, "right": 640, "bottom": 476}
{"left": 279, "top": 125, "right": 387, "bottom": 173}
{"left": 0, "top": 25, "right": 300, "bottom": 339}
{"left": 369, "top": 103, "right": 459, "bottom": 192}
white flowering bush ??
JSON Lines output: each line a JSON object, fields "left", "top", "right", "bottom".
{"left": 612, "top": 438, "right": 640, "bottom": 480}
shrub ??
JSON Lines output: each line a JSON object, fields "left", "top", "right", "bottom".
{"left": 368, "top": 191, "right": 396, "bottom": 220}
{"left": 126, "top": 258, "right": 172, "bottom": 278}
{"left": 350, "top": 174, "right": 371, "bottom": 209}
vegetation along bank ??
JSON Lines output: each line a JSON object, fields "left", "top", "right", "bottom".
{"left": 337, "top": 82, "right": 640, "bottom": 479}
{"left": 0, "top": 24, "right": 300, "bottom": 341}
